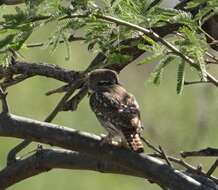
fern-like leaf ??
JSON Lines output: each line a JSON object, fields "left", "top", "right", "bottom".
{"left": 176, "top": 60, "right": 185, "bottom": 95}
{"left": 149, "top": 55, "right": 175, "bottom": 85}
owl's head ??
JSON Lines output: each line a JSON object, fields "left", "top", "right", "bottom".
{"left": 87, "top": 69, "right": 119, "bottom": 92}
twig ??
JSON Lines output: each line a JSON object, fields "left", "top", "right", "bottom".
{"left": 140, "top": 137, "right": 161, "bottom": 154}
{"left": 205, "top": 60, "right": 218, "bottom": 65}
{"left": 45, "top": 78, "right": 85, "bottom": 121}
{"left": 158, "top": 146, "right": 172, "bottom": 167}
{"left": 0, "top": 87, "right": 8, "bottom": 114}
{"left": 181, "top": 148, "right": 218, "bottom": 158}
{"left": 26, "top": 36, "right": 85, "bottom": 49}
{"left": 206, "top": 52, "right": 218, "bottom": 63}
{"left": 149, "top": 153, "right": 197, "bottom": 172}
{"left": 184, "top": 81, "right": 211, "bottom": 86}
{"left": 7, "top": 140, "right": 32, "bottom": 165}
{"left": 65, "top": 13, "right": 218, "bottom": 87}
{"left": 149, "top": 152, "right": 218, "bottom": 184}
{"left": 46, "top": 84, "right": 70, "bottom": 96}
{"left": 198, "top": 26, "right": 217, "bottom": 44}
{"left": 61, "top": 86, "right": 88, "bottom": 111}
{"left": 1, "top": 74, "right": 34, "bottom": 89}
{"left": 210, "top": 41, "right": 218, "bottom": 46}
{"left": 207, "top": 158, "right": 218, "bottom": 176}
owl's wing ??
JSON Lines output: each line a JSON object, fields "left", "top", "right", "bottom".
{"left": 102, "top": 91, "right": 144, "bottom": 152}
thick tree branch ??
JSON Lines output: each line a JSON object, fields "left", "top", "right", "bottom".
{"left": 0, "top": 148, "right": 140, "bottom": 189}
{"left": 0, "top": 114, "right": 217, "bottom": 190}
{"left": 0, "top": 60, "right": 81, "bottom": 83}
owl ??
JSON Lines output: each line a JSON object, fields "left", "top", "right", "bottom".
{"left": 88, "top": 69, "right": 144, "bottom": 153}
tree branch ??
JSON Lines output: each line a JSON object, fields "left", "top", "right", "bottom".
{"left": 181, "top": 148, "right": 218, "bottom": 158}
{"left": 0, "top": 114, "right": 217, "bottom": 190}
{"left": 0, "top": 148, "right": 140, "bottom": 189}
{"left": 0, "top": 60, "right": 81, "bottom": 84}
{"left": 0, "top": 88, "right": 9, "bottom": 114}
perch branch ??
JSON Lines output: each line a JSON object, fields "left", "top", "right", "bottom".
{"left": 0, "top": 114, "right": 217, "bottom": 190}
{"left": 1, "top": 148, "right": 140, "bottom": 189}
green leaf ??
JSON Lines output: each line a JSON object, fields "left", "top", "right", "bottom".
{"left": 0, "top": 34, "right": 16, "bottom": 49}
{"left": 176, "top": 60, "right": 185, "bottom": 95}
{"left": 138, "top": 52, "right": 162, "bottom": 65}
{"left": 11, "top": 27, "right": 33, "bottom": 50}
{"left": 196, "top": 51, "right": 207, "bottom": 81}
{"left": 148, "top": 55, "right": 175, "bottom": 85}
{"left": 142, "top": 35, "right": 155, "bottom": 45}
{"left": 138, "top": 42, "right": 166, "bottom": 65}
{"left": 62, "top": 33, "right": 70, "bottom": 61}
{"left": 107, "top": 52, "right": 132, "bottom": 65}
{"left": 146, "top": 0, "right": 163, "bottom": 11}
{"left": 25, "top": 0, "right": 45, "bottom": 16}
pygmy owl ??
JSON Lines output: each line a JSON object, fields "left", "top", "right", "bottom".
{"left": 88, "top": 69, "right": 144, "bottom": 153}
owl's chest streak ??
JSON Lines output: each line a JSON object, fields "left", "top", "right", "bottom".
{"left": 91, "top": 91, "right": 136, "bottom": 129}
{"left": 90, "top": 92, "right": 119, "bottom": 118}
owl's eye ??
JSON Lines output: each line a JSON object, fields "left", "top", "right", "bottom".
{"left": 97, "top": 80, "right": 113, "bottom": 86}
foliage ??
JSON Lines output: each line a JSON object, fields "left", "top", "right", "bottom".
{"left": 0, "top": 0, "right": 217, "bottom": 92}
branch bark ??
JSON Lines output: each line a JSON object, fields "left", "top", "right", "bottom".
{"left": 0, "top": 148, "right": 140, "bottom": 189}
{"left": 0, "top": 60, "right": 81, "bottom": 83}
{"left": 0, "top": 114, "right": 217, "bottom": 190}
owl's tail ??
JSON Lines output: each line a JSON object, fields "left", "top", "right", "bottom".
{"left": 122, "top": 129, "right": 144, "bottom": 153}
